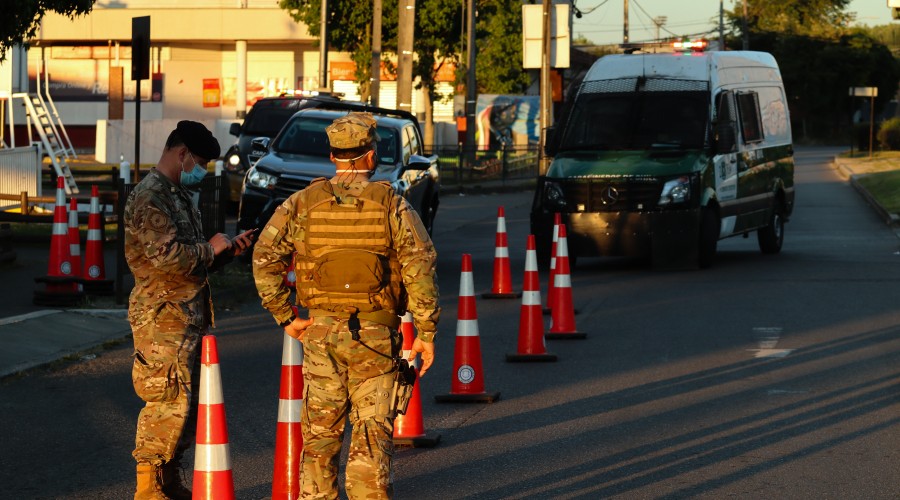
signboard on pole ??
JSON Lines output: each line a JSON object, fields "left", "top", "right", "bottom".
{"left": 849, "top": 87, "right": 877, "bottom": 97}
{"left": 522, "top": 4, "right": 570, "bottom": 69}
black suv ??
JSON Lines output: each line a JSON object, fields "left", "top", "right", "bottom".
{"left": 236, "top": 102, "right": 440, "bottom": 235}
{"left": 222, "top": 92, "right": 344, "bottom": 203}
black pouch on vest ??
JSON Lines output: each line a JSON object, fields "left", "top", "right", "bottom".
{"left": 312, "top": 250, "right": 386, "bottom": 293}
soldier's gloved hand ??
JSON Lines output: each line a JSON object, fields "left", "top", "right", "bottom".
{"left": 209, "top": 233, "right": 233, "bottom": 256}
{"left": 409, "top": 338, "right": 435, "bottom": 377}
{"left": 285, "top": 317, "right": 314, "bottom": 341}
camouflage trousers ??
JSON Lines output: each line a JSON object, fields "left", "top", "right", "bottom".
{"left": 131, "top": 316, "right": 203, "bottom": 465}
{"left": 301, "top": 316, "right": 399, "bottom": 499}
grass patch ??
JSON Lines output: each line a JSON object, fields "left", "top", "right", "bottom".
{"left": 856, "top": 169, "right": 900, "bottom": 215}
{"left": 838, "top": 150, "right": 900, "bottom": 159}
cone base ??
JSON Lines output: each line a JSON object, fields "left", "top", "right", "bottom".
{"left": 543, "top": 307, "right": 580, "bottom": 315}
{"left": 506, "top": 352, "right": 558, "bottom": 362}
{"left": 32, "top": 290, "right": 85, "bottom": 307}
{"left": 82, "top": 279, "right": 115, "bottom": 295}
{"left": 434, "top": 392, "right": 501, "bottom": 403}
{"left": 546, "top": 332, "right": 586, "bottom": 340}
{"left": 393, "top": 432, "right": 442, "bottom": 448}
{"left": 482, "top": 292, "right": 522, "bottom": 299}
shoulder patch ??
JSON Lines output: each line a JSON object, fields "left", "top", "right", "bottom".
{"left": 147, "top": 211, "right": 168, "bottom": 232}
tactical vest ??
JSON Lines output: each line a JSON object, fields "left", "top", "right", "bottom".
{"left": 294, "top": 179, "right": 406, "bottom": 314}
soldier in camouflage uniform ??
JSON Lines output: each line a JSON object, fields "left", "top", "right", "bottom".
{"left": 124, "top": 120, "right": 255, "bottom": 500}
{"left": 253, "top": 112, "right": 440, "bottom": 499}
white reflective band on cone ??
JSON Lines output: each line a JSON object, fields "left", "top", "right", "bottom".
{"left": 460, "top": 272, "right": 474, "bottom": 295}
{"left": 53, "top": 222, "right": 67, "bottom": 234}
{"left": 194, "top": 443, "right": 232, "bottom": 471}
{"left": 277, "top": 398, "right": 302, "bottom": 423}
{"left": 522, "top": 290, "right": 541, "bottom": 306}
{"left": 554, "top": 274, "right": 572, "bottom": 288}
{"left": 198, "top": 364, "right": 224, "bottom": 404}
{"left": 281, "top": 334, "right": 303, "bottom": 365}
{"left": 497, "top": 217, "right": 507, "bottom": 233}
{"left": 494, "top": 246, "right": 509, "bottom": 258}
{"left": 87, "top": 229, "right": 101, "bottom": 240}
{"left": 456, "top": 319, "right": 480, "bottom": 337}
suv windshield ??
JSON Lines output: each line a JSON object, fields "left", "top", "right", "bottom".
{"left": 560, "top": 91, "right": 709, "bottom": 151}
{"left": 273, "top": 116, "right": 399, "bottom": 165}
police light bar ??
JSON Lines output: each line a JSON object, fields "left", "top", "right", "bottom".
{"left": 673, "top": 39, "right": 708, "bottom": 51}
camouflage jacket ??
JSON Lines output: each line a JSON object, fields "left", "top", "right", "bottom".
{"left": 124, "top": 168, "right": 216, "bottom": 329}
{"left": 253, "top": 178, "right": 440, "bottom": 342}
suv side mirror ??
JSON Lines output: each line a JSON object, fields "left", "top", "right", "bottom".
{"left": 405, "top": 154, "right": 432, "bottom": 171}
{"left": 250, "top": 137, "right": 270, "bottom": 155}
{"left": 229, "top": 122, "right": 241, "bottom": 137}
{"left": 714, "top": 121, "right": 736, "bottom": 154}
{"left": 543, "top": 126, "right": 557, "bottom": 157}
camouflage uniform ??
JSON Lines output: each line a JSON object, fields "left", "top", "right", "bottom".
{"left": 253, "top": 115, "right": 439, "bottom": 499}
{"left": 124, "top": 168, "right": 218, "bottom": 466}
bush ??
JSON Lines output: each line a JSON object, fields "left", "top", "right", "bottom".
{"left": 877, "top": 117, "right": 900, "bottom": 151}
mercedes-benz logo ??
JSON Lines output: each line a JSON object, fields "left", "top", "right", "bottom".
{"left": 599, "top": 186, "right": 619, "bottom": 205}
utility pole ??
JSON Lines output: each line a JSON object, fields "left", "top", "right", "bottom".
{"left": 464, "top": 0, "right": 476, "bottom": 161}
{"left": 370, "top": 0, "right": 382, "bottom": 106}
{"left": 318, "top": 0, "right": 329, "bottom": 90}
{"left": 623, "top": 0, "right": 629, "bottom": 44}
{"left": 719, "top": 0, "right": 725, "bottom": 51}
{"left": 539, "top": 0, "right": 553, "bottom": 174}
{"left": 742, "top": 0, "right": 749, "bottom": 50}
{"left": 397, "top": 0, "right": 415, "bottom": 114}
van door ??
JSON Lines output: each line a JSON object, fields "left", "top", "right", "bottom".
{"left": 713, "top": 90, "right": 740, "bottom": 237}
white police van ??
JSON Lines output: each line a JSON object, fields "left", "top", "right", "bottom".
{"left": 532, "top": 44, "right": 795, "bottom": 268}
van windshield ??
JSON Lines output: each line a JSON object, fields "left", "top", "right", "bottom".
{"left": 273, "top": 116, "right": 398, "bottom": 165}
{"left": 560, "top": 91, "right": 709, "bottom": 152}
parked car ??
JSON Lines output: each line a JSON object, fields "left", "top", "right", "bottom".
{"left": 222, "top": 92, "right": 344, "bottom": 205}
{"left": 237, "top": 102, "right": 441, "bottom": 236}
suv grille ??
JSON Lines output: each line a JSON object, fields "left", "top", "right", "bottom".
{"left": 560, "top": 178, "right": 663, "bottom": 212}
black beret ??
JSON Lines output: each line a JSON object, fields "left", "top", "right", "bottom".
{"left": 176, "top": 120, "right": 220, "bottom": 160}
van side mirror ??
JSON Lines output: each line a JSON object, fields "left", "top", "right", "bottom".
{"left": 229, "top": 122, "right": 241, "bottom": 137}
{"left": 250, "top": 137, "right": 270, "bottom": 155}
{"left": 544, "top": 126, "right": 557, "bottom": 157}
{"left": 715, "top": 121, "right": 736, "bottom": 154}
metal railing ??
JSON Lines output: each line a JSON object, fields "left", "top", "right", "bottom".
{"left": 428, "top": 145, "right": 540, "bottom": 186}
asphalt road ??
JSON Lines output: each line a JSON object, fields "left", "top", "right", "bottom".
{"left": 1, "top": 146, "right": 898, "bottom": 499}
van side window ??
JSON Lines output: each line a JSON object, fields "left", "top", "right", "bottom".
{"left": 736, "top": 91, "right": 764, "bottom": 143}
{"left": 714, "top": 91, "right": 736, "bottom": 153}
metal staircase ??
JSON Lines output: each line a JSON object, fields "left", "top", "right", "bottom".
{"left": 13, "top": 92, "right": 78, "bottom": 195}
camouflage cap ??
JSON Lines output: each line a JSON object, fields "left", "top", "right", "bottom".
{"left": 326, "top": 112, "right": 377, "bottom": 150}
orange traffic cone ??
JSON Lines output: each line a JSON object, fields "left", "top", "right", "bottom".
{"left": 435, "top": 254, "right": 500, "bottom": 403}
{"left": 543, "top": 213, "right": 561, "bottom": 315}
{"left": 33, "top": 177, "right": 82, "bottom": 306}
{"left": 82, "top": 185, "right": 114, "bottom": 295}
{"left": 507, "top": 235, "right": 557, "bottom": 362}
{"left": 67, "top": 198, "right": 82, "bottom": 283}
{"left": 272, "top": 332, "right": 304, "bottom": 499}
{"left": 482, "top": 206, "right": 520, "bottom": 299}
{"left": 546, "top": 224, "right": 585, "bottom": 340}
{"left": 193, "top": 335, "right": 236, "bottom": 500}
{"left": 394, "top": 312, "right": 441, "bottom": 447}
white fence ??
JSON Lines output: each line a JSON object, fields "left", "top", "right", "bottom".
{"left": 0, "top": 145, "right": 42, "bottom": 209}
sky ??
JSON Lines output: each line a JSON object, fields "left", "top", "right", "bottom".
{"left": 572, "top": 0, "right": 894, "bottom": 46}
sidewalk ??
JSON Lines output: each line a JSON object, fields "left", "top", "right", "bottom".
{"left": 832, "top": 153, "right": 900, "bottom": 226}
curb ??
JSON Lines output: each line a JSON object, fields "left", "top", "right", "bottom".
{"left": 833, "top": 156, "right": 900, "bottom": 227}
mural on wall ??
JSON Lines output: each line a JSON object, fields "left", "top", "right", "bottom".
{"left": 475, "top": 95, "right": 540, "bottom": 151}
{"left": 222, "top": 77, "right": 292, "bottom": 107}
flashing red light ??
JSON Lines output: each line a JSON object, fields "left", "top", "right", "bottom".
{"left": 673, "top": 39, "right": 708, "bottom": 52}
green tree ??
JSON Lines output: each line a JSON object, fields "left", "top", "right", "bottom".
{"left": 729, "top": 0, "right": 853, "bottom": 38}
{"left": 413, "top": 0, "right": 463, "bottom": 146}
{"left": 1, "top": 0, "right": 96, "bottom": 61}
{"left": 473, "top": 0, "right": 529, "bottom": 94}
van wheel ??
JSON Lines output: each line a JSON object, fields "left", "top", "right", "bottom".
{"left": 758, "top": 203, "right": 784, "bottom": 254}
{"left": 698, "top": 208, "right": 719, "bottom": 269}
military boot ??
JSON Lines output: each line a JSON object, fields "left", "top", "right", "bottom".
{"left": 135, "top": 463, "right": 171, "bottom": 500}
{"left": 161, "top": 460, "right": 192, "bottom": 500}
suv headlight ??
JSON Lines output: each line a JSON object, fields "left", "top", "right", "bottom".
{"left": 246, "top": 167, "right": 277, "bottom": 190}
{"left": 544, "top": 181, "right": 567, "bottom": 209}
{"left": 226, "top": 153, "right": 242, "bottom": 172}
{"left": 658, "top": 176, "right": 692, "bottom": 206}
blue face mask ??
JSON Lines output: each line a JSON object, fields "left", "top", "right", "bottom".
{"left": 180, "top": 152, "right": 207, "bottom": 187}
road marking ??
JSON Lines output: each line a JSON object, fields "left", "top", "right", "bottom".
{"left": 748, "top": 326, "right": 793, "bottom": 359}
